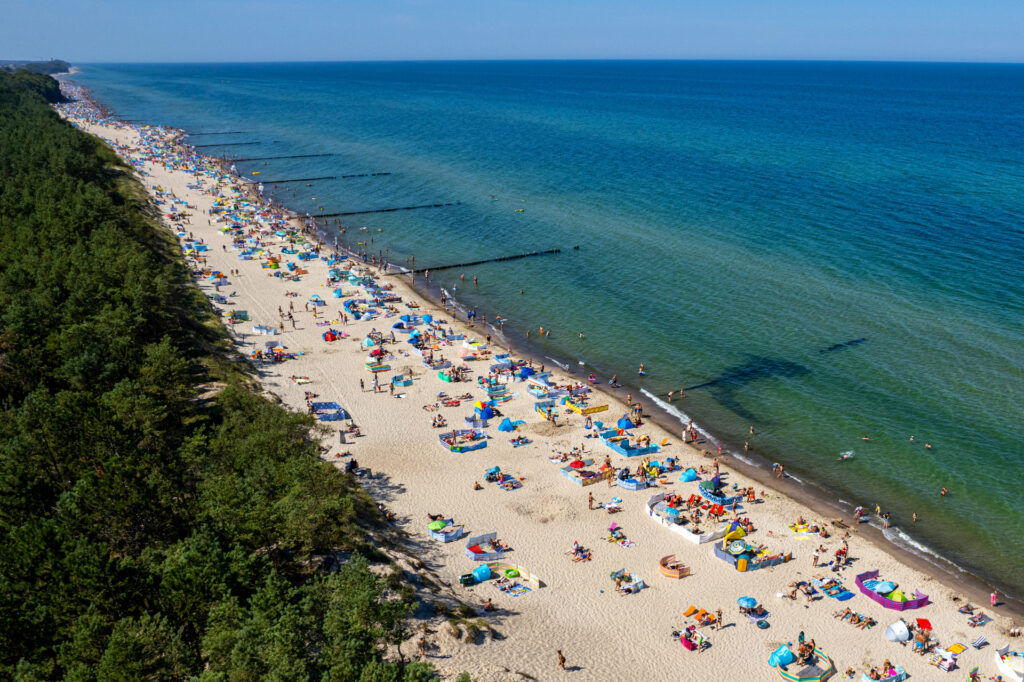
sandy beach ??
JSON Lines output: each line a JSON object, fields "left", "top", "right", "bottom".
{"left": 57, "top": 92, "right": 1021, "bottom": 681}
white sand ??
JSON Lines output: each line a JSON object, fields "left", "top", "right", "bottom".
{"left": 63, "top": 112, "right": 1015, "bottom": 682}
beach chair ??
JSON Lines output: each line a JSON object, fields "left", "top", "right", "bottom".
{"left": 970, "top": 635, "right": 987, "bottom": 649}
{"left": 682, "top": 605, "right": 697, "bottom": 617}
{"left": 694, "top": 608, "right": 707, "bottom": 622}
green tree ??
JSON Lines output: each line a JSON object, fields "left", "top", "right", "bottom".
{"left": 96, "top": 613, "right": 194, "bottom": 681}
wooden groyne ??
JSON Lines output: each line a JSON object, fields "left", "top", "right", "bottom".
{"left": 252, "top": 176, "right": 337, "bottom": 184}
{"left": 248, "top": 172, "right": 391, "bottom": 185}
{"left": 317, "top": 201, "right": 460, "bottom": 219}
{"left": 339, "top": 171, "right": 392, "bottom": 179}
{"left": 231, "top": 153, "right": 336, "bottom": 162}
{"left": 406, "top": 248, "right": 561, "bottom": 274}
{"left": 192, "top": 141, "right": 268, "bottom": 148}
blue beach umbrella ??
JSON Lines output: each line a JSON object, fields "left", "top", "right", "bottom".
{"left": 422, "top": 314, "right": 433, "bottom": 324}
{"left": 737, "top": 596, "right": 757, "bottom": 609}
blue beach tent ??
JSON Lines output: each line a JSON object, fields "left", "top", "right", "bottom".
{"left": 769, "top": 645, "right": 795, "bottom": 667}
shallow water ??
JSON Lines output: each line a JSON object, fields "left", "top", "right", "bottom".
{"left": 74, "top": 60, "right": 1024, "bottom": 595}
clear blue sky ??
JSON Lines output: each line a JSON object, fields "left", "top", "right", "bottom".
{"left": 4, "top": 0, "right": 1023, "bottom": 63}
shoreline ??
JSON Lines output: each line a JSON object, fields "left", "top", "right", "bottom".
{"left": 59, "top": 75, "right": 1022, "bottom": 679}
{"left": 224, "top": 92, "right": 1024, "bottom": 619}
{"left": 387, "top": 260, "right": 1024, "bottom": 622}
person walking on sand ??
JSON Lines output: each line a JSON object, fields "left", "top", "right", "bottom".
{"left": 991, "top": 591, "right": 998, "bottom": 607}
{"left": 557, "top": 650, "right": 566, "bottom": 671}
{"left": 588, "top": 492, "right": 594, "bottom": 510}
{"left": 715, "top": 609, "right": 723, "bottom": 630}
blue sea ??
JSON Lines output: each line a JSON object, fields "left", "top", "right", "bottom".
{"left": 73, "top": 61, "right": 1024, "bottom": 596}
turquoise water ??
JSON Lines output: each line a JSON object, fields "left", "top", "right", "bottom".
{"left": 74, "top": 61, "right": 1024, "bottom": 594}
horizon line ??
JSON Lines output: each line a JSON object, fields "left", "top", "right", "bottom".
{"left": 71, "top": 57, "right": 1024, "bottom": 66}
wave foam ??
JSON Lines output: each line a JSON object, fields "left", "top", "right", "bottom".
{"left": 640, "top": 389, "right": 762, "bottom": 467}
{"left": 883, "top": 527, "right": 965, "bottom": 573}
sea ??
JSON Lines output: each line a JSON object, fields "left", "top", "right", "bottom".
{"left": 72, "top": 61, "right": 1024, "bottom": 597}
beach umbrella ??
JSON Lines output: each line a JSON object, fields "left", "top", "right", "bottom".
{"left": 422, "top": 314, "right": 433, "bottom": 324}
{"left": 569, "top": 460, "right": 585, "bottom": 469}
{"left": 871, "top": 581, "right": 896, "bottom": 594}
{"left": 680, "top": 468, "right": 698, "bottom": 482}
{"left": 737, "top": 596, "right": 757, "bottom": 609}
{"left": 428, "top": 520, "right": 447, "bottom": 531}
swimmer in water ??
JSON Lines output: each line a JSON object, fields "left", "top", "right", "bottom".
{"left": 638, "top": 363, "right": 645, "bottom": 375}
{"left": 838, "top": 452, "right": 853, "bottom": 461}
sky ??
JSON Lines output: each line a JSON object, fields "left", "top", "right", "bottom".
{"left": 4, "top": 0, "right": 1024, "bottom": 64}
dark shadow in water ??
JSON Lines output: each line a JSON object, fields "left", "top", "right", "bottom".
{"left": 684, "top": 339, "right": 867, "bottom": 421}
{"left": 684, "top": 355, "right": 811, "bottom": 421}
{"left": 819, "top": 337, "right": 868, "bottom": 353}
